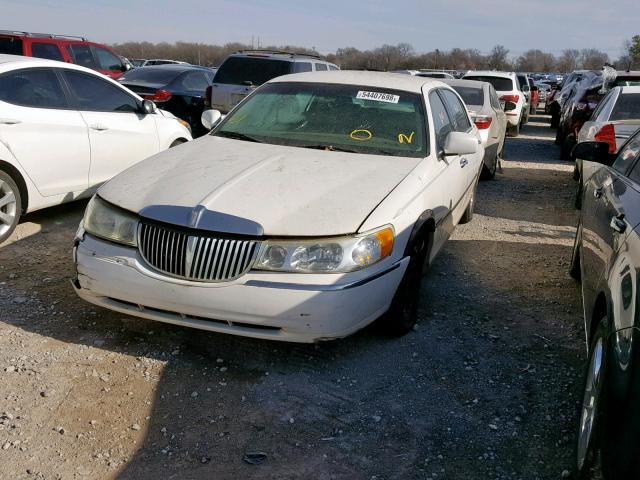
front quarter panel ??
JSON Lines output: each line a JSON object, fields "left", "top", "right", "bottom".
{"left": 154, "top": 112, "right": 193, "bottom": 150}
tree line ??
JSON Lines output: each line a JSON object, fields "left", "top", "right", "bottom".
{"left": 112, "top": 37, "right": 640, "bottom": 73}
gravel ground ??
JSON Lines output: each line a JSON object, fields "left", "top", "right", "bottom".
{"left": 0, "top": 113, "right": 587, "bottom": 480}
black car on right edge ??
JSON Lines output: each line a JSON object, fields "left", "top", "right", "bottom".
{"left": 570, "top": 130, "right": 640, "bottom": 479}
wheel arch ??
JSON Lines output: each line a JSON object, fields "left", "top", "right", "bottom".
{"left": 404, "top": 210, "right": 436, "bottom": 272}
{"left": 588, "top": 291, "right": 611, "bottom": 345}
{"left": 0, "top": 159, "right": 28, "bottom": 213}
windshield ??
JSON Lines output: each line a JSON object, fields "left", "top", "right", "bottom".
{"left": 119, "top": 68, "right": 183, "bottom": 85}
{"left": 464, "top": 75, "right": 513, "bottom": 92}
{"left": 214, "top": 57, "right": 291, "bottom": 86}
{"left": 611, "top": 94, "right": 640, "bottom": 120}
{"left": 214, "top": 82, "right": 428, "bottom": 158}
{"left": 451, "top": 86, "right": 484, "bottom": 107}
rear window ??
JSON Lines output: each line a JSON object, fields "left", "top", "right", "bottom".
{"left": 119, "top": 68, "right": 183, "bottom": 86}
{"left": 214, "top": 57, "right": 291, "bottom": 86}
{"left": 464, "top": 76, "right": 513, "bottom": 92}
{"left": 451, "top": 86, "right": 484, "bottom": 106}
{"left": 0, "top": 37, "right": 23, "bottom": 55}
{"left": 610, "top": 94, "right": 640, "bottom": 121}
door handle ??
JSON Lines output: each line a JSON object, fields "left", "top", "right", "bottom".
{"left": 460, "top": 158, "right": 468, "bottom": 168}
{"left": 594, "top": 187, "right": 603, "bottom": 199}
{"left": 610, "top": 214, "right": 627, "bottom": 234}
{"left": 0, "top": 118, "right": 21, "bottom": 125}
{"left": 89, "top": 124, "right": 109, "bottom": 131}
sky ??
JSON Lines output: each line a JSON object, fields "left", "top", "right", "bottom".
{"left": 3, "top": 0, "right": 638, "bottom": 59}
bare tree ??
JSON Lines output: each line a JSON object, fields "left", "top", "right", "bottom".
{"left": 487, "top": 45, "right": 510, "bottom": 70}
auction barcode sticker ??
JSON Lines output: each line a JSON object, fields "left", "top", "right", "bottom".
{"left": 356, "top": 91, "right": 400, "bottom": 104}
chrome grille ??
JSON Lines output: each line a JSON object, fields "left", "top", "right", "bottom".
{"left": 138, "top": 222, "right": 259, "bottom": 282}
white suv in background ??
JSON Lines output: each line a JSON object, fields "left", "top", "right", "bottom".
{"left": 209, "top": 50, "right": 339, "bottom": 113}
{"left": 0, "top": 54, "right": 192, "bottom": 243}
{"left": 463, "top": 71, "right": 528, "bottom": 137}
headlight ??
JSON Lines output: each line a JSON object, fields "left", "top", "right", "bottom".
{"left": 83, "top": 196, "right": 139, "bottom": 246}
{"left": 255, "top": 226, "right": 394, "bottom": 273}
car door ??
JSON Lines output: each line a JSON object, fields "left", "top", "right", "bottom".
{"left": 427, "top": 89, "right": 468, "bottom": 228}
{"left": 60, "top": 69, "right": 160, "bottom": 187}
{"left": 440, "top": 88, "right": 481, "bottom": 192}
{"left": 581, "top": 135, "right": 640, "bottom": 311}
{"left": 0, "top": 67, "right": 90, "bottom": 197}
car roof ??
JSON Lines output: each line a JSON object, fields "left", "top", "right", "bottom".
{"left": 269, "top": 70, "right": 447, "bottom": 94}
{"left": 229, "top": 51, "right": 331, "bottom": 63}
{"left": 0, "top": 53, "right": 92, "bottom": 73}
{"left": 439, "top": 78, "right": 487, "bottom": 90}
{"left": 463, "top": 71, "right": 515, "bottom": 78}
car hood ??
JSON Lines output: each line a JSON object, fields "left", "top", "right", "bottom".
{"left": 98, "top": 137, "right": 421, "bottom": 237}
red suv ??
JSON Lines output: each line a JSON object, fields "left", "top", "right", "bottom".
{"left": 0, "top": 30, "right": 129, "bottom": 79}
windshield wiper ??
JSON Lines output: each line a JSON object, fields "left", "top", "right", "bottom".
{"left": 299, "top": 144, "right": 359, "bottom": 153}
{"left": 215, "top": 131, "right": 262, "bottom": 143}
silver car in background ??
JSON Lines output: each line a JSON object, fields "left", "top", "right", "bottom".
{"left": 574, "top": 86, "right": 640, "bottom": 208}
{"left": 443, "top": 78, "right": 508, "bottom": 179}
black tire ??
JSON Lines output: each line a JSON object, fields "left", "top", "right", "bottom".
{"left": 600, "top": 324, "right": 640, "bottom": 479}
{"left": 480, "top": 153, "right": 498, "bottom": 180}
{"left": 550, "top": 112, "right": 560, "bottom": 128}
{"left": 378, "top": 233, "right": 428, "bottom": 337}
{"left": 555, "top": 125, "right": 565, "bottom": 145}
{"left": 459, "top": 186, "right": 475, "bottom": 224}
{"left": 561, "top": 135, "right": 576, "bottom": 160}
{"left": 570, "top": 223, "right": 582, "bottom": 280}
{"left": 507, "top": 122, "right": 520, "bottom": 137}
{"left": 0, "top": 170, "right": 21, "bottom": 244}
{"left": 575, "top": 318, "right": 609, "bottom": 479}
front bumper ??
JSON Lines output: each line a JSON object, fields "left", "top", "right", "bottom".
{"left": 73, "top": 234, "right": 409, "bottom": 343}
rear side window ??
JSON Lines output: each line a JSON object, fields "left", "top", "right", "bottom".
{"left": 178, "top": 71, "right": 210, "bottom": 91}
{"left": 292, "top": 62, "right": 312, "bottom": 73}
{"left": 0, "top": 37, "right": 23, "bottom": 55}
{"left": 489, "top": 86, "right": 501, "bottom": 109}
{"left": 610, "top": 94, "right": 640, "bottom": 121}
{"left": 464, "top": 76, "right": 513, "bottom": 92}
{"left": 214, "top": 57, "right": 291, "bottom": 86}
{"left": 62, "top": 70, "right": 138, "bottom": 112}
{"left": 67, "top": 45, "right": 97, "bottom": 69}
{"left": 93, "top": 47, "right": 122, "bottom": 71}
{"left": 440, "top": 89, "right": 472, "bottom": 131}
{"left": 31, "top": 42, "right": 64, "bottom": 61}
{"left": 315, "top": 63, "right": 328, "bottom": 71}
{"left": 0, "top": 68, "right": 67, "bottom": 109}
{"left": 451, "top": 86, "right": 483, "bottom": 107}
{"left": 329, "top": 65, "right": 339, "bottom": 71}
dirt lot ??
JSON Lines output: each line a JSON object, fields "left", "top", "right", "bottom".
{"left": 0, "top": 113, "right": 587, "bottom": 480}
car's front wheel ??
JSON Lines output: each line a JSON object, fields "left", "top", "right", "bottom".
{"left": 378, "top": 232, "right": 428, "bottom": 336}
{"left": 0, "top": 170, "right": 21, "bottom": 244}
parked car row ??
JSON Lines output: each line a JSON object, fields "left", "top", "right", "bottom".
{"left": 552, "top": 64, "right": 640, "bottom": 479}
{"left": 0, "top": 54, "right": 192, "bottom": 243}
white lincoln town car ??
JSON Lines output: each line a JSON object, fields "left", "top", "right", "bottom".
{"left": 73, "top": 71, "right": 484, "bottom": 343}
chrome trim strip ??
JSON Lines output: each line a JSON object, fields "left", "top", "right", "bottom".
{"left": 244, "top": 262, "right": 402, "bottom": 291}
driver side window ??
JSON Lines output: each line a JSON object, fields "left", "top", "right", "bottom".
{"left": 429, "top": 91, "right": 453, "bottom": 151}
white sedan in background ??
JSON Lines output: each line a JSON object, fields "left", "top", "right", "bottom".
{"left": 73, "top": 72, "right": 484, "bottom": 343}
{"left": 442, "top": 78, "right": 509, "bottom": 179}
{"left": 0, "top": 54, "right": 192, "bottom": 243}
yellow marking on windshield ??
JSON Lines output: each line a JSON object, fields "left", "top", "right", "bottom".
{"left": 350, "top": 129, "right": 373, "bottom": 141}
{"left": 398, "top": 132, "right": 415, "bottom": 144}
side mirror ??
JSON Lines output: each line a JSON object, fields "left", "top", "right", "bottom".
{"left": 443, "top": 131, "right": 478, "bottom": 156}
{"left": 142, "top": 99, "right": 156, "bottom": 114}
{"left": 504, "top": 101, "right": 517, "bottom": 112}
{"left": 572, "top": 141, "right": 614, "bottom": 165}
{"left": 201, "top": 109, "right": 222, "bottom": 130}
